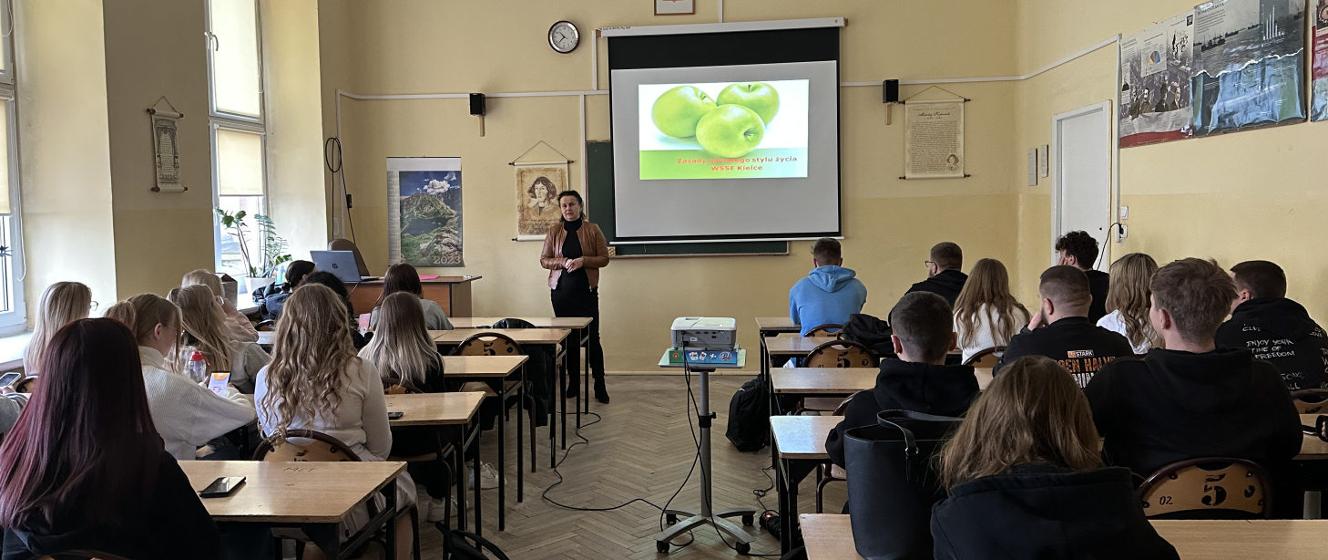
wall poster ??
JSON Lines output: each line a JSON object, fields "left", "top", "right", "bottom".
{"left": 1119, "top": 12, "right": 1195, "bottom": 147}
{"left": 903, "top": 100, "right": 965, "bottom": 179}
{"left": 1313, "top": 0, "right": 1328, "bottom": 120}
{"left": 386, "top": 157, "right": 464, "bottom": 267}
{"left": 515, "top": 164, "right": 570, "bottom": 240}
{"left": 1190, "top": 0, "right": 1307, "bottom": 136}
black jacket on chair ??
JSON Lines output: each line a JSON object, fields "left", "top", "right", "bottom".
{"left": 905, "top": 269, "right": 968, "bottom": 307}
{"left": 997, "top": 316, "right": 1134, "bottom": 387}
{"left": 931, "top": 464, "right": 1179, "bottom": 560}
{"left": 825, "top": 359, "right": 978, "bottom": 467}
{"left": 1216, "top": 297, "right": 1328, "bottom": 391}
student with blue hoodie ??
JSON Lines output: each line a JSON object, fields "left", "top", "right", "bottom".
{"left": 789, "top": 238, "right": 867, "bottom": 336}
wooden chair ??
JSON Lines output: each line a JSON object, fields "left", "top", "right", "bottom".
{"left": 799, "top": 340, "right": 876, "bottom": 413}
{"left": 328, "top": 238, "right": 371, "bottom": 277}
{"left": 1137, "top": 458, "right": 1270, "bottom": 519}
{"left": 1291, "top": 389, "right": 1328, "bottom": 414}
{"left": 804, "top": 324, "right": 844, "bottom": 337}
{"left": 255, "top": 320, "right": 277, "bottom": 332}
{"left": 962, "top": 346, "right": 1005, "bottom": 369}
{"left": 13, "top": 375, "right": 36, "bottom": 394}
{"left": 814, "top": 390, "right": 863, "bottom": 512}
{"left": 451, "top": 332, "right": 537, "bottom": 465}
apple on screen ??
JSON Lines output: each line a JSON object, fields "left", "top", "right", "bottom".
{"left": 717, "top": 82, "right": 780, "bottom": 124}
{"left": 651, "top": 85, "right": 716, "bottom": 138}
{"left": 695, "top": 104, "right": 765, "bottom": 158}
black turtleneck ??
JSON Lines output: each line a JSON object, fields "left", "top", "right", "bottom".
{"left": 558, "top": 217, "right": 588, "bottom": 291}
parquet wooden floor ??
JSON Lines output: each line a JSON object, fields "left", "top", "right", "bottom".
{"left": 414, "top": 375, "right": 847, "bottom": 559}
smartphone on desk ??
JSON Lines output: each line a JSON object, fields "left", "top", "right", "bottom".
{"left": 388, "top": 411, "right": 404, "bottom": 420}
{"left": 199, "top": 476, "right": 246, "bottom": 498}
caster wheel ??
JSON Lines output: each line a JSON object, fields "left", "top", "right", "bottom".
{"left": 741, "top": 514, "right": 755, "bottom": 527}
{"left": 665, "top": 513, "right": 678, "bottom": 525}
{"left": 656, "top": 541, "right": 670, "bottom": 553}
{"left": 736, "top": 542, "right": 751, "bottom": 555}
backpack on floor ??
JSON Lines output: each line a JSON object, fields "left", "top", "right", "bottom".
{"left": 842, "top": 313, "right": 893, "bottom": 358}
{"left": 725, "top": 374, "right": 770, "bottom": 452}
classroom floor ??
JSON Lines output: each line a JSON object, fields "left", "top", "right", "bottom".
{"left": 415, "top": 375, "right": 845, "bottom": 559}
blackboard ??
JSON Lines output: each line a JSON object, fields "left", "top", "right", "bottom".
{"left": 586, "top": 141, "right": 789, "bottom": 257}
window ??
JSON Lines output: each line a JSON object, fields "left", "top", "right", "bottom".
{"left": 206, "top": 0, "right": 266, "bottom": 276}
{"left": 0, "top": 0, "right": 26, "bottom": 335}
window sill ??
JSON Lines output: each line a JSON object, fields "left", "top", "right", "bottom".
{"left": 0, "top": 330, "right": 30, "bottom": 372}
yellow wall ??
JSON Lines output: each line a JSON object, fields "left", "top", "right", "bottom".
{"left": 14, "top": 0, "right": 118, "bottom": 307}
{"left": 1012, "top": 0, "right": 1328, "bottom": 323}
{"left": 317, "top": 0, "right": 1022, "bottom": 371}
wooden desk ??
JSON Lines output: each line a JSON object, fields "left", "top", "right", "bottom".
{"left": 441, "top": 355, "right": 528, "bottom": 379}
{"left": 450, "top": 317, "right": 592, "bottom": 330}
{"left": 431, "top": 328, "right": 570, "bottom": 346}
{"left": 770, "top": 368, "right": 875, "bottom": 397}
{"left": 346, "top": 275, "right": 480, "bottom": 316}
{"left": 182, "top": 461, "right": 404, "bottom": 558}
{"left": 799, "top": 514, "right": 1328, "bottom": 560}
{"left": 771, "top": 415, "right": 841, "bottom": 553}
{"left": 1299, "top": 414, "right": 1328, "bottom": 460}
{"left": 766, "top": 334, "right": 835, "bottom": 362}
{"left": 756, "top": 316, "right": 799, "bottom": 336}
{"left": 384, "top": 391, "right": 485, "bottom": 532}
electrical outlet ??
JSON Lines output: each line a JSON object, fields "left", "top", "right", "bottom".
{"left": 1115, "top": 223, "right": 1128, "bottom": 243}
{"left": 1119, "top": 205, "right": 1130, "bottom": 221}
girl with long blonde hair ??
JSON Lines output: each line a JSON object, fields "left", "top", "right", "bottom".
{"left": 1097, "top": 253, "right": 1160, "bottom": 354}
{"left": 168, "top": 285, "right": 269, "bottom": 393}
{"left": 181, "top": 269, "right": 258, "bottom": 342}
{"left": 952, "top": 259, "right": 1029, "bottom": 363}
{"left": 930, "top": 356, "right": 1177, "bottom": 558}
{"left": 24, "top": 282, "right": 92, "bottom": 373}
{"left": 255, "top": 284, "right": 416, "bottom": 554}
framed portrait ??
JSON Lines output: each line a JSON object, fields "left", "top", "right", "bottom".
{"left": 515, "top": 164, "right": 570, "bottom": 239}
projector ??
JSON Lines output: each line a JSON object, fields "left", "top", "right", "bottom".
{"left": 671, "top": 317, "right": 737, "bottom": 350}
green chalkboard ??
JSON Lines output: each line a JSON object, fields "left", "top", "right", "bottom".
{"left": 586, "top": 141, "right": 789, "bottom": 257}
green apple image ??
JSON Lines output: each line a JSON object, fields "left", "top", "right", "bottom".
{"left": 651, "top": 86, "right": 717, "bottom": 138}
{"left": 695, "top": 104, "right": 766, "bottom": 158}
{"left": 717, "top": 82, "right": 780, "bottom": 124}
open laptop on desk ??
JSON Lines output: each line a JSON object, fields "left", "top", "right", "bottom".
{"left": 310, "top": 250, "right": 379, "bottom": 284}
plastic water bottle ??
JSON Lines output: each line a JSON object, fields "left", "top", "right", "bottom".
{"left": 186, "top": 351, "right": 208, "bottom": 384}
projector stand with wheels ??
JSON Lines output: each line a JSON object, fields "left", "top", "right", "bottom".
{"left": 654, "top": 365, "right": 756, "bottom": 555}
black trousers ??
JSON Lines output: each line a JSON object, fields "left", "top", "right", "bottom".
{"left": 551, "top": 286, "right": 605, "bottom": 380}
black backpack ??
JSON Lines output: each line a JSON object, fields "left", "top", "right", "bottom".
{"left": 842, "top": 313, "right": 893, "bottom": 358}
{"left": 725, "top": 374, "right": 770, "bottom": 452}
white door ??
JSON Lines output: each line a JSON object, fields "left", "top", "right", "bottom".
{"left": 1051, "top": 102, "right": 1112, "bottom": 271}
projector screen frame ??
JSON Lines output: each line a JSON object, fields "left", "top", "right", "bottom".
{"left": 606, "top": 18, "right": 844, "bottom": 245}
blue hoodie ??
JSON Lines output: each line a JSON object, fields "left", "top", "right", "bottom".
{"left": 789, "top": 265, "right": 868, "bottom": 336}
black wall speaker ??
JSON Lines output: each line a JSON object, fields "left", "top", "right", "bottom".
{"left": 469, "top": 93, "right": 486, "bottom": 116}
{"left": 883, "top": 79, "right": 900, "bottom": 103}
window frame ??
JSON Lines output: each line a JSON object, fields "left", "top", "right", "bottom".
{"left": 209, "top": 122, "right": 269, "bottom": 276}
{"left": 0, "top": 0, "right": 27, "bottom": 335}
{"left": 204, "top": 0, "right": 266, "bottom": 125}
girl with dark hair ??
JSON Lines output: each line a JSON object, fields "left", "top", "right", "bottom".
{"left": 0, "top": 318, "right": 222, "bottom": 559}
{"left": 539, "top": 190, "right": 611, "bottom": 403}
{"left": 368, "top": 263, "right": 454, "bottom": 331}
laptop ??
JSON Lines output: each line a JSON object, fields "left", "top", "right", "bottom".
{"left": 310, "top": 250, "right": 369, "bottom": 284}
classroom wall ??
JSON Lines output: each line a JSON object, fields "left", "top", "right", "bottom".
{"left": 103, "top": 0, "right": 216, "bottom": 299}
{"left": 13, "top": 0, "right": 119, "bottom": 309}
{"left": 1011, "top": 0, "right": 1328, "bottom": 323}
{"left": 316, "top": 0, "right": 1022, "bottom": 372}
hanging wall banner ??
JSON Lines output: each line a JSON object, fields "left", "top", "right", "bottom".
{"left": 387, "top": 157, "right": 464, "bottom": 267}
{"left": 1313, "top": 0, "right": 1328, "bottom": 121}
{"left": 514, "top": 164, "right": 571, "bottom": 240}
{"left": 903, "top": 100, "right": 965, "bottom": 179}
{"left": 1119, "top": 12, "right": 1195, "bottom": 147}
{"left": 1190, "top": 0, "right": 1307, "bottom": 136}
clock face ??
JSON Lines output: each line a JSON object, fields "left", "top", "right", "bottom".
{"left": 549, "top": 21, "right": 579, "bottom": 53}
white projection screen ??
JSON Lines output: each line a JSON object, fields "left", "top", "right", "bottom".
{"left": 607, "top": 22, "right": 842, "bottom": 243}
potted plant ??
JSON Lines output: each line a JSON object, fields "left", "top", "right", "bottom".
{"left": 216, "top": 209, "right": 292, "bottom": 293}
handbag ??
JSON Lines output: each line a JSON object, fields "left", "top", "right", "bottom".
{"left": 843, "top": 410, "right": 960, "bottom": 560}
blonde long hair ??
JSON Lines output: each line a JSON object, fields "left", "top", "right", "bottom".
{"left": 168, "top": 285, "right": 232, "bottom": 371}
{"left": 939, "top": 356, "right": 1103, "bottom": 489}
{"left": 261, "top": 284, "right": 358, "bottom": 437}
{"left": 1105, "top": 253, "right": 1160, "bottom": 350}
{"left": 25, "top": 282, "right": 92, "bottom": 371}
{"left": 953, "top": 259, "right": 1029, "bottom": 349}
{"left": 110, "top": 294, "right": 184, "bottom": 369}
{"left": 181, "top": 269, "right": 223, "bottom": 299}
{"left": 359, "top": 292, "right": 442, "bottom": 392}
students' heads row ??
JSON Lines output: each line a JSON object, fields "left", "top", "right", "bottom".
{"left": 25, "top": 282, "right": 94, "bottom": 371}
{"left": 805, "top": 239, "right": 964, "bottom": 273}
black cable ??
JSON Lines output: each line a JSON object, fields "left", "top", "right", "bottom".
{"left": 1094, "top": 222, "right": 1125, "bottom": 270}
{"left": 324, "top": 137, "right": 357, "bottom": 244}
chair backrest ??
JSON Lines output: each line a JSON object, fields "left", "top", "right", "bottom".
{"left": 255, "top": 320, "right": 277, "bottom": 332}
{"left": 252, "top": 429, "right": 361, "bottom": 462}
{"left": 805, "top": 339, "right": 876, "bottom": 368}
{"left": 1291, "top": 389, "right": 1328, "bottom": 414}
{"left": 452, "top": 331, "right": 523, "bottom": 357}
{"left": 328, "top": 238, "right": 370, "bottom": 277}
{"left": 832, "top": 390, "right": 866, "bottom": 416}
{"left": 962, "top": 346, "right": 1005, "bottom": 368}
{"left": 805, "top": 323, "right": 844, "bottom": 337}
{"left": 1138, "top": 457, "right": 1270, "bottom": 519}
{"left": 13, "top": 375, "right": 36, "bottom": 394}
{"left": 493, "top": 317, "right": 536, "bottom": 329}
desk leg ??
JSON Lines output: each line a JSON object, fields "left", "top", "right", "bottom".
{"left": 454, "top": 426, "right": 467, "bottom": 532}
{"left": 560, "top": 340, "right": 570, "bottom": 450}
{"left": 773, "top": 438, "right": 789, "bottom": 555}
{"left": 519, "top": 363, "right": 528, "bottom": 502}
{"left": 385, "top": 478, "right": 398, "bottom": 560}
{"left": 494, "top": 383, "right": 506, "bottom": 537}
{"left": 572, "top": 326, "right": 582, "bottom": 429}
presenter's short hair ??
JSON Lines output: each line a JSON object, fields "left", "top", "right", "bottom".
{"left": 812, "top": 238, "right": 842, "bottom": 263}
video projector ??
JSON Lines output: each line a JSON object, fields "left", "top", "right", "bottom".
{"left": 671, "top": 317, "right": 737, "bottom": 351}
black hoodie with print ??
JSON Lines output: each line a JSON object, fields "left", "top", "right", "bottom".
{"left": 1216, "top": 297, "right": 1328, "bottom": 391}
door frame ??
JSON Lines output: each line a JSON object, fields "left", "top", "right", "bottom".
{"left": 1050, "top": 100, "right": 1114, "bottom": 268}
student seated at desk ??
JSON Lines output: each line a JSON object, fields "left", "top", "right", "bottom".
{"left": 256, "top": 284, "right": 416, "bottom": 556}
{"left": 952, "top": 258, "right": 1029, "bottom": 363}
{"left": 996, "top": 265, "right": 1133, "bottom": 387}
{"left": 368, "top": 263, "right": 454, "bottom": 331}
{"left": 906, "top": 242, "right": 967, "bottom": 306}
{"left": 169, "top": 285, "right": 270, "bottom": 394}
{"left": 1086, "top": 258, "right": 1301, "bottom": 484}
{"left": 788, "top": 238, "right": 867, "bottom": 336}
{"left": 106, "top": 295, "right": 256, "bottom": 461}
{"left": 1055, "top": 231, "right": 1110, "bottom": 323}
{"left": 1216, "top": 260, "right": 1328, "bottom": 390}
{"left": 359, "top": 292, "right": 459, "bottom": 521}
{"left": 301, "top": 271, "right": 369, "bottom": 349}
{"left": 931, "top": 356, "right": 1177, "bottom": 560}
{"left": 181, "top": 268, "right": 259, "bottom": 343}
{"left": 23, "top": 281, "right": 92, "bottom": 374}
{"left": 257, "top": 259, "right": 315, "bottom": 322}
{"left": 1096, "top": 253, "right": 1160, "bottom": 354}
{"left": 825, "top": 292, "right": 978, "bottom": 468}
{"left": 0, "top": 318, "right": 222, "bottom": 560}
